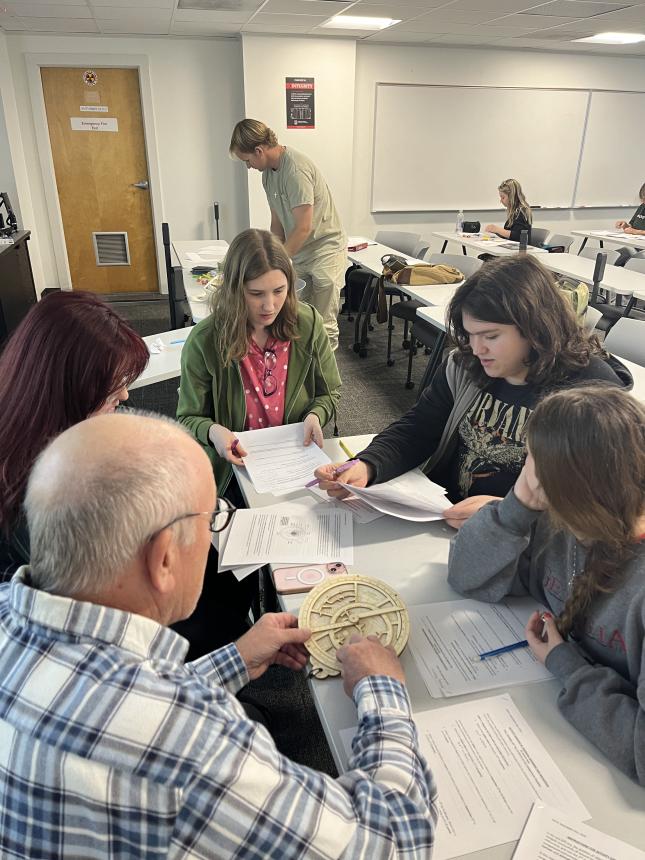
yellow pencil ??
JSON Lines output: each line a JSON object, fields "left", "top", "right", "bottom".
{"left": 339, "top": 439, "right": 356, "bottom": 460}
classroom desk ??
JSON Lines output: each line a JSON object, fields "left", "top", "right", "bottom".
{"left": 233, "top": 435, "right": 645, "bottom": 859}
{"left": 538, "top": 252, "right": 645, "bottom": 302}
{"left": 572, "top": 229, "right": 645, "bottom": 254}
{"left": 431, "top": 230, "right": 548, "bottom": 258}
{"left": 129, "top": 328, "right": 188, "bottom": 390}
{"left": 172, "top": 240, "right": 229, "bottom": 323}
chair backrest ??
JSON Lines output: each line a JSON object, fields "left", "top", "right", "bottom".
{"left": 545, "top": 233, "right": 575, "bottom": 252}
{"left": 528, "top": 226, "right": 550, "bottom": 247}
{"left": 624, "top": 256, "right": 645, "bottom": 275}
{"left": 428, "top": 253, "right": 482, "bottom": 278}
{"left": 579, "top": 246, "right": 621, "bottom": 265}
{"left": 375, "top": 230, "right": 421, "bottom": 256}
{"left": 162, "top": 222, "right": 192, "bottom": 329}
{"left": 583, "top": 305, "right": 602, "bottom": 333}
{"left": 412, "top": 239, "right": 430, "bottom": 260}
{"left": 603, "top": 317, "right": 645, "bottom": 367}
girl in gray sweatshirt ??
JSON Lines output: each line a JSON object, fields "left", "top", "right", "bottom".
{"left": 448, "top": 385, "right": 645, "bottom": 786}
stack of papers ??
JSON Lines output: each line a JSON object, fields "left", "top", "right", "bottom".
{"left": 339, "top": 468, "right": 450, "bottom": 522}
{"left": 219, "top": 499, "right": 353, "bottom": 577}
{"left": 341, "top": 694, "right": 588, "bottom": 860}
{"left": 408, "top": 598, "right": 552, "bottom": 697}
{"left": 347, "top": 236, "right": 377, "bottom": 247}
{"left": 235, "top": 423, "right": 331, "bottom": 496}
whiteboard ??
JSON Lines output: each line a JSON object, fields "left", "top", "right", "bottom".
{"left": 371, "top": 84, "right": 589, "bottom": 212}
{"left": 574, "top": 91, "right": 645, "bottom": 207}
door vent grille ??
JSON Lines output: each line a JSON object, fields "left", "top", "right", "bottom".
{"left": 92, "top": 232, "right": 130, "bottom": 266}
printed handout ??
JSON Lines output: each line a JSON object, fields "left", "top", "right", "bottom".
{"left": 339, "top": 468, "right": 450, "bottom": 522}
{"left": 408, "top": 598, "right": 552, "bottom": 697}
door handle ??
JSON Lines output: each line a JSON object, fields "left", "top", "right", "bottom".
{"left": 131, "top": 180, "right": 149, "bottom": 189}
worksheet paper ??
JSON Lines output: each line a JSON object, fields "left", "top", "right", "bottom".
{"left": 347, "top": 236, "right": 377, "bottom": 246}
{"left": 340, "top": 695, "right": 588, "bottom": 860}
{"left": 236, "top": 423, "right": 331, "bottom": 495}
{"left": 212, "top": 523, "right": 260, "bottom": 582}
{"left": 221, "top": 505, "right": 353, "bottom": 566}
{"left": 408, "top": 598, "right": 552, "bottom": 697}
{"left": 308, "top": 485, "right": 385, "bottom": 524}
{"left": 513, "top": 805, "right": 645, "bottom": 859}
{"left": 339, "top": 468, "right": 450, "bottom": 521}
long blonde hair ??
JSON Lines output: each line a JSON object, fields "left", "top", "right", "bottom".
{"left": 229, "top": 119, "right": 278, "bottom": 155}
{"left": 210, "top": 229, "right": 299, "bottom": 365}
{"left": 499, "top": 178, "right": 532, "bottom": 226}
{"left": 526, "top": 385, "right": 645, "bottom": 639}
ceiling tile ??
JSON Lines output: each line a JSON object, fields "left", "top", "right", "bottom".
{"left": 493, "top": 12, "right": 578, "bottom": 26}
{"left": 261, "top": 0, "right": 352, "bottom": 13}
{"left": 3, "top": 0, "right": 88, "bottom": 5}
{"left": 6, "top": 2, "right": 92, "bottom": 16}
{"left": 172, "top": 8, "right": 250, "bottom": 20}
{"left": 351, "top": 0, "right": 454, "bottom": 13}
{"left": 170, "top": 19, "right": 240, "bottom": 31}
{"left": 445, "top": 0, "right": 546, "bottom": 11}
{"left": 527, "top": 1, "right": 633, "bottom": 17}
{"left": 22, "top": 15, "right": 98, "bottom": 28}
{"left": 250, "top": 11, "right": 329, "bottom": 22}
{"left": 416, "top": 9, "right": 509, "bottom": 23}
{"left": 94, "top": 6, "right": 172, "bottom": 20}
{"left": 0, "top": 15, "right": 28, "bottom": 28}
{"left": 244, "top": 20, "right": 320, "bottom": 30}
{"left": 98, "top": 18, "right": 169, "bottom": 31}
{"left": 91, "top": 0, "right": 174, "bottom": 7}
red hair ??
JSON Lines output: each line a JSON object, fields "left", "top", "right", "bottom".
{"left": 0, "top": 291, "right": 149, "bottom": 532}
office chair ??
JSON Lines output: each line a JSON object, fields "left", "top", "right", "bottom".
{"left": 162, "top": 222, "right": 193, "bottom": 329}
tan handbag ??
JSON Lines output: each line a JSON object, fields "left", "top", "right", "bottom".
{"left": 376, "top": 256, "right": 464, "bottom": 324}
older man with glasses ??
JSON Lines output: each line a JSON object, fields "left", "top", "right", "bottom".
{"left": 0, "top": 411, "right": 437, "bottom": 858}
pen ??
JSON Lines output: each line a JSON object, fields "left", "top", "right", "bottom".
{"left": 231, "top": 438, "right": 240, "bottom": 457}
{"left": 478, "top": 640, "right": 528, "bottom": 661}
{"left": 339, "top": 439, "right": 356, "bottom": 459}
{"left": 170, "top": 339, "right": 186, "bottom": 345}
{"left": 305, "top": 459, "right": 360, "bottom": 488}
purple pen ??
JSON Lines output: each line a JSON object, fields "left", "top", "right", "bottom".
{"left": 305, "top": 459, "right": 360, "bottom": 488}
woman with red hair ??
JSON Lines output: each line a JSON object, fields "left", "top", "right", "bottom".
{"left": 0, "top": 291, "right": 149, "bottom": 579}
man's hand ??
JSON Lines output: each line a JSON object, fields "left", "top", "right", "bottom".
{"left": 525, "top": 610, "right": 562, "bottom": 664}
{"left": 443, "top": 495, "right": 500, "bottom": 529}
{"left": 513, "top": 454, "right": 548, "bottom": 511}
{"left": 314, "top": 460, "right": 374, "bottom": 499}
{"left": 208, "top": 424, "right": 247, "bottom": 466}
{"left": 336, "top": 634, "right": 406, "bottom": 697}
{"left": 236, "top": 613, "right": 310, "bottom": 681}
{"left": 303, "top": 413, "right": 323, "bottom": 448}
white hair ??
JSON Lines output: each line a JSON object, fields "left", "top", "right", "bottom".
{"left": 25, "top": 411, "right": 202, "bottom": 596}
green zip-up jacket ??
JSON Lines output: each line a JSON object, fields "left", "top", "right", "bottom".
{"left": 177, "top": 302, "right": 341, "bottom": 494}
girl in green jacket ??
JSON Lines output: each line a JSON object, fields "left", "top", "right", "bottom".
{"left": 176, "top": 228, "right": 341, "bottom": 655}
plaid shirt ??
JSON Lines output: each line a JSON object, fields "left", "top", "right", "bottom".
{"left": 0, "top": 570, "right": 437, "bottom": 859}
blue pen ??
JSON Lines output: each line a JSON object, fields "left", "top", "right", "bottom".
{"left": 170, "top": 339, "right": 187, "bottom": 345}
{"left": 478, "top": 640, "right": 529, "bottom": 661}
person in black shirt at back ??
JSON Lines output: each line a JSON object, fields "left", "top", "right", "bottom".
{"left": 485, "top": 178, "right": 532, "bottom": 243}
{"left": 615, "top": 181, "right": 645, "bottom": 236}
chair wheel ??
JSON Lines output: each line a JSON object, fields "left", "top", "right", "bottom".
{"left": 352, "top": 343, "right": 361, "bottom": 353}
{"left": 368, "top": 324, "right": 374, "bottom": 332}
{"left": 359, "top": 348, "right": 368, "bottom": 358}
{"left": 424, "top": 347, "right": 432, "bottom": 355}
{"left": 405, "top": 381, "right": 415, "bottom": 390}
{"left": 402, "top": 339, "right": 410, "bottom": 349}
{"left": 387, "top": 359, "right": 395, "bottom": 367}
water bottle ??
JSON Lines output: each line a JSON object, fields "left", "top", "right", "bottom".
{"left": 519, "top": 230, "right": 528, "bottom": 253}
{"left": 456, "top": 209, "right": 464, "bottom": 234}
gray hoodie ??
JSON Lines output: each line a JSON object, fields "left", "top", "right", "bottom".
{"left": 447, "top": 490, "right": 645, "bottom": 786}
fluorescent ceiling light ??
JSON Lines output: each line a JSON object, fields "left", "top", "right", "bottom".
{"left": 574, "top": 32, "right": 645, "bottom": 44}
{"left": 322, "top": 15, "right": 401, "bottom": 30}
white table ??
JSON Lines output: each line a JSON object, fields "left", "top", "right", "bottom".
{"left": 130, "top": 328, "right": 188, "bottom": 390}
{"left": 172, "top": 240, "right": 229, "bottom": 324}
{"left": 432, "top": 230, "right": 548, "bottom": 258}
{"left": 572, "top": 229, "right": 645, "bottom": 254}
{"left": 234, "top": 435, "right": 645, "bottom": 858}
{"left": 538, "top": 252, "right": 645, "bottom": 303}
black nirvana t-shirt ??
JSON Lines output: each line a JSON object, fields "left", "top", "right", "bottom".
{"left": 629, "top": 204, "right": 645, "bottom": 230}
{"left": 450, "top": 379, "right": 537, "bottom": 501}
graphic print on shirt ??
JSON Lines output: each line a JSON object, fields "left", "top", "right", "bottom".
{"left": 456, "top": 389, "right": 532, "bottom": 498}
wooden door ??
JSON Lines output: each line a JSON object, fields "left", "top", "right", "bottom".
{"left": 41, "top": 67, "right": 158, "bottom": 293}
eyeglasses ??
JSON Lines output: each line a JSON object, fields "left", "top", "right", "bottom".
{"left": 262, "top": 347, "right": 277, "bottom": 397}
{"left": 149, "top": 497, "right": 237, "bottom": 541}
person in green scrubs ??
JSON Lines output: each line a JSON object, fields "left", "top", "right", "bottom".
{"left": 230, "top": 119, "right": 347, "bottom": 350}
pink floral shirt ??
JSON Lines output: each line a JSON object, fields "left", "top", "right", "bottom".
{"left": 240, "top": 338, "right": 291, "bottom": 430}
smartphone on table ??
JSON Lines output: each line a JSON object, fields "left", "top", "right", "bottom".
{"left": 273, "top": 563, "right": 348, "bottom": 594}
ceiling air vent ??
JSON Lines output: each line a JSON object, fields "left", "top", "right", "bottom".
{"left": 92, "top": 232, "right": 130, "bottom": 266}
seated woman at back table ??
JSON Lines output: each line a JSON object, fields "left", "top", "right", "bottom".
{"left": 177, "top": 227, "right": 341, "bottom": 653}
{"left": 448, "top": 386, "right": 645, "bottom": 785}
{"left": 615, "top": 180, "right": 645, "bottom": 236}
{"left": 0, "top": 291, "right": 149, "bottom": 580}
{"left": 485, "top": 178, "right": 532, "bottom": 242}
{"left": 315, "top": 255, "right": 632, "bottom": 527}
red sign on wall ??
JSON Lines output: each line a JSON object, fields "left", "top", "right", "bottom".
{"left": 286, "top": 77, "right": 315, "bottom": 129}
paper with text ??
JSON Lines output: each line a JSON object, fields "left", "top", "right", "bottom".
{"left": 221, "top": 505, "right": 353, "bottom": 566}
{"left": 308, "top": 486, "right": 384, "bottom": 524}
{"left": 341, "top": 694, "right": 588, "bottom": 860}
{"left": 408, "top": 598, "right": 552, "bottom": 697}
{"left": 236, "top": 423, "right": 331, "bottom": 495}
{"left": 339, "top": 468, "right": 450, "bottom": 522}
{"left": 513, "top": 804, "right": 645, "bottom": 859}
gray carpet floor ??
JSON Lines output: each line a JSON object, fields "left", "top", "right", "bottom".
{"left": 119, "top": 295, "right": 424, "bottom": 776}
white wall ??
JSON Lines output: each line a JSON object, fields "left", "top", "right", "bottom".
{"left": 0, "top": 99, "right": 21, "bottom": 225}
{"left": 3, "top": 33, "right": 248, "bottom": 291}
{"left": 351, "top": 43, "right": 645, "bottom": 246}
{"left": 241, "top": 34, "right": 356, "bottom": 234}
